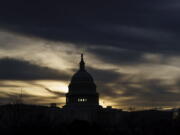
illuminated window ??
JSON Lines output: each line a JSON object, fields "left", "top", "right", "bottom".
{"left": 78, "top": 98, "right": 87, "bottom": 102}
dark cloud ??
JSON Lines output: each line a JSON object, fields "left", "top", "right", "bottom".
{"left": 87, "top": 67, "right": 121, "bottom": 83}
{"left": 0, "top": 58, "right": 70, "bottom": 80}
{"left": 104, "top": 75, "right": 180, "bottom": 107}
{"left": 44, "top": 88, "right": 65, "bottom": 97}
{"left": 27, "top": 82, "right": 65, "bottom": 97}
{"left": 87, "top": 67, "right": 127, "bottom": 98}
{"left": 87, "top": 47, "right": 144, "bottom": 65}
{"left": 0, "top": 0, "right": 180, "bottom": 55}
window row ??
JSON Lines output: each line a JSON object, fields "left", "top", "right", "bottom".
{"left": 78, "top": 98, "right": 87, "bottom": 102}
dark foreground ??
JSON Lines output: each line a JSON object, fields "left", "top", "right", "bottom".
{"left": 0, "top": 104, "right": 180, "bottom": 135}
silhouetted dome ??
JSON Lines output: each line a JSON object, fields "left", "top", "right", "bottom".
{"left": 64, "top": 54, "right": 100, "bottom": 109}
{"left": 70, "top": 54, "right": 94, "bottom": 83}
{"left": 68, "top": 54, "right": 96, "bottom": 93}
{"left": 71, "top": 70, "right": 94, "bottom": 83}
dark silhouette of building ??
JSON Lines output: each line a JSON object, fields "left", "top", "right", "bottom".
{"left": 61, "top": 54, "right": 122, "bottom": 122}
{"left": 63, "top": 54, "right": 101, "bottom": 110}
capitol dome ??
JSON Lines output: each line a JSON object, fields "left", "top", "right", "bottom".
{"left": 71, "top": 70, "right": 94, "bottom": 83}
{"left": 64, "top": 54, "right": 100, "bottom": 109}
{"left": 68, "top": 54, "right": 96, "bottom": 93}
{"left": 70, "top": 54, "right": 93, "bottom": 83}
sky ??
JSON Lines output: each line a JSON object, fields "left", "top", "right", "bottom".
{"left": 0, "top": 0, "right": 180, "bottom": 110}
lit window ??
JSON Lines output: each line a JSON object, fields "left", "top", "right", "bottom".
{"left": 78, "top": 98, "right": 87, "bottom": 102}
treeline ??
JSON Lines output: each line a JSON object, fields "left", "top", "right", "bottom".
{"left": 0, "top": 104, "right": 180, "bottom": 135}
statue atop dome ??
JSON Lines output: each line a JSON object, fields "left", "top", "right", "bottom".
{"left": 80, "top": 53, "right": 85, "bottom": 71}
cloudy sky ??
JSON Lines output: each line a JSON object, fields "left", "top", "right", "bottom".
{"left": 0, "top": 0, "right": 180, "bottom": 110}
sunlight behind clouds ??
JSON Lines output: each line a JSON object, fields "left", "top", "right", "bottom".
{"left": 1, "top": 28, "right": 180, "bottom": 109}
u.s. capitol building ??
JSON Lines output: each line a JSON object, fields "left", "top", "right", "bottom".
{"left": 59, "top": 54, "right": 122, "bottom": 123}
